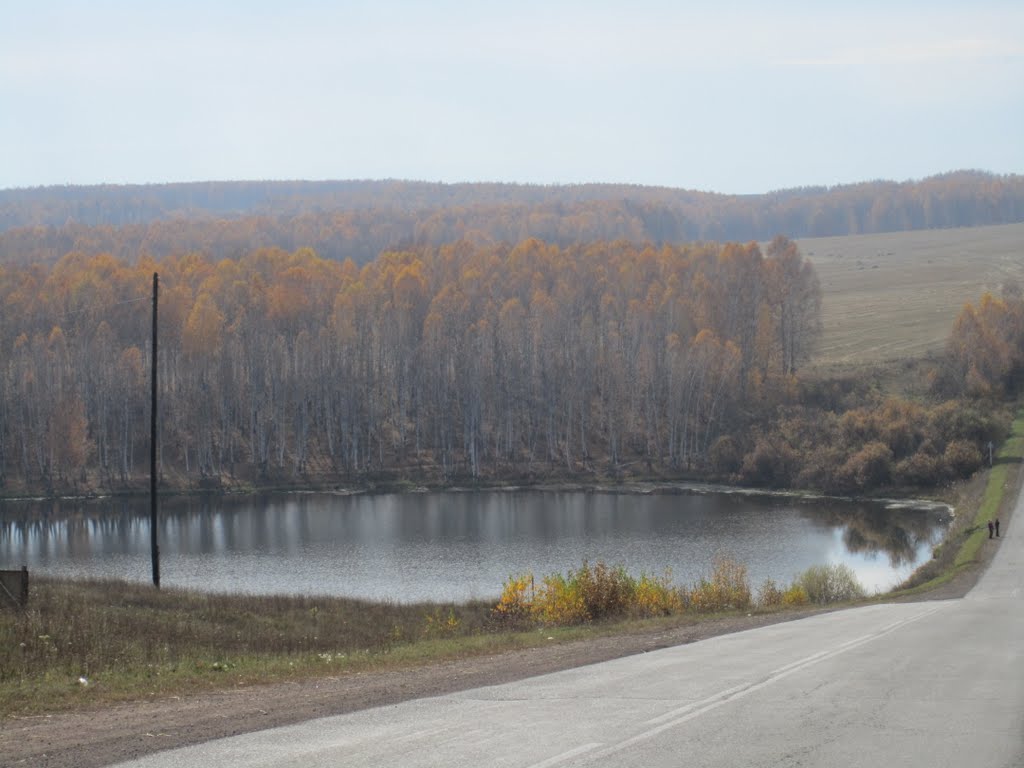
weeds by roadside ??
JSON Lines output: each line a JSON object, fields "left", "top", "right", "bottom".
{"left": 0, "top": 579, "right": 495, "bottom": 716}
{"left": 492, "top": 557, "right": 863, "bottom": 629}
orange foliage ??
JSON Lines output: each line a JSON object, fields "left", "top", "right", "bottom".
{"left": 0, "top": 237, "right": 824, "bottom": 490}
{"left": 941, "top": 290, "right": 1024, "bottom": 397}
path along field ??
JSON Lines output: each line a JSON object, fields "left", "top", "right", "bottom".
{"left": 800, "top": 222, "right": 1024, "bottom": 367}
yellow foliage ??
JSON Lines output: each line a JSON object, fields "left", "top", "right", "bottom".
{"left": 494, "top": 562, "right": 681, "bottom": 626}
{"left": 492, "top": 574, "right": 534, "bottom": 625}
{"left": 421, "top": 608, "right": 461, "bottom": 639}
{"left": 532, "top": 575, "right": 589, "bottom": 626}
{"left": 756, "top": 577, "right": 809, "bottom": 608}
{"left": 781, "top": 584, "right": 810, "bottom": 606}
{"left": 633, "top": 573, "right": 683, "bottom": 617}
{"left": 182, "top": 292, "right": 225, "bottom": 358}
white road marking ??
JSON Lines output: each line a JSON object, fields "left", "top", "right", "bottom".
{"left": 575, "top": 604, "right": 947, "bottom": 764}
{"left": 524, "top": 742, "right": 604, "bottom": 768}
{"left": 390, "top": 726, "right": 451, "bottom": 744}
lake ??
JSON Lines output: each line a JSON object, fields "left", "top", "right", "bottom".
{"left": 0, "top": 489, "right": 950, "bottom": 602}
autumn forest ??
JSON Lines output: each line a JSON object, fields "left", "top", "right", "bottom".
{"left": 0, "top": 173, "right": 1022, "bottom": 496}
{"left": 2, "top": 171, "right": 1023, "bottom": 268}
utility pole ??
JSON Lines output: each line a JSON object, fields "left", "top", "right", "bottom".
{"left": 151, "top": 272, "right": 160, "bottom": 588}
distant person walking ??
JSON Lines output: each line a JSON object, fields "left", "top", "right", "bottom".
{"left": 995, "top": 518, "right": 1001, "bottom": 537}
{"left": 988, "top": 520, "right": 994, "bottom": 538}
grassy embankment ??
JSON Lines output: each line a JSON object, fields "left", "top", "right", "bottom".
{"left": 896, "top": 408, "right": 1024, "bottom": 595}
{"left": 2, "top": 409, "right": 1021, "bottom": 719}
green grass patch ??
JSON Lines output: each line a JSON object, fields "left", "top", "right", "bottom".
{"left": 897, "top": 408, "right": 1024, "bottom": 595}
{"left": 955, "top": 411, "right": 1023, "bottom": 568}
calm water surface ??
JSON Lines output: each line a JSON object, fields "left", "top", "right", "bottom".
{"left": 0, "top": 490, "right": 950, "bottom": 602}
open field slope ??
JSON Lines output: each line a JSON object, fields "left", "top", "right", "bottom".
{"left": 804, "top": 222, "right": 1024, "bottom": 366}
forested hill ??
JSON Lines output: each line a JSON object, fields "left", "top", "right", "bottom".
{"left": 1, "top": 170, "right": 1022, "bottom": 266}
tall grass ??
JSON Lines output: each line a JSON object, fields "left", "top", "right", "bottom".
{"left": 687, "top": 557, "right": 752, "bottom": 612}
{"left": 494, "top": 557, "right": 861, "bottom": 628}
{"left": 0, "top": 577, "right": 494, "bottom": 714}
{"left": 2, "top": 579, "right": 494, "bottom": 675}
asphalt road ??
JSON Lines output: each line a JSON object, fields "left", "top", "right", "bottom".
{"left": 113, "top": 504, "right": 1023, "bottom": 767}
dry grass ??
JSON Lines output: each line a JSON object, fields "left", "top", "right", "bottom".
{"left": 0, "top": 579, "right": 496, "bottom": 715}
{"left": 801, "top": 222, "right": 1024, "bottom": 366}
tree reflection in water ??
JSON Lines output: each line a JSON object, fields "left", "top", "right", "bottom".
{"left": 1, "top": 491, "right": 952, "bottom": 601}
{"left": 802, "top": 504, "right": 948, "bottom": 568}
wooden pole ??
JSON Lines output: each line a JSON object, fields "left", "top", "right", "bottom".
{"left": 151, "top": 272, "right": 160, "bottom": 588}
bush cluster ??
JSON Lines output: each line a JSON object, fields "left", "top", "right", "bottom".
{"left": 756, "top": 578, "right": 810, "bottom": 608}
{"left": 492, "top": 561, "right": 683, "bottom": 627}
{"left": 795, "top": 564, "right": 866, "bottom": 604}
{"left": 493, "top": 558, "right": 866, "bottom": 628}
{"left": 731, "top": 398, "right": 1003, "bottom": 492}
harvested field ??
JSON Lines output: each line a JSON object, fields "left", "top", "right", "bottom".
{"left": 801, "top": 222, "right": 1024, "bottom": 366}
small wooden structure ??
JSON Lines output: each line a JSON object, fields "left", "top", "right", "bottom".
{"left": 0, "top": 566, "right": 28, "bottom": 608}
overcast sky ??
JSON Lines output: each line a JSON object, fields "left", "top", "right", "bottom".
{"left": 2, "top": 1, "right": 1022, "bottom": 194}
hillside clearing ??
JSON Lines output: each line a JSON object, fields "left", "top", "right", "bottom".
{"left": 803, "top": 222, "right": 1024, "bottom": 366}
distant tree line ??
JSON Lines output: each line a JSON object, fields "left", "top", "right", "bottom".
{"left": 1, "top": 171, "right": 1022, "bottom": 267}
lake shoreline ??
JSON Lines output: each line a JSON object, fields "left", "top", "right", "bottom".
{"left": 3, "top": 484, "right": 953, "bottom": 603}
{"left": 0, "top": 477, "right": 955, "bottom": 516}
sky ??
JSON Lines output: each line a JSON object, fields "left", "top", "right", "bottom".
{"left": 2, "top": 0, "right": 1022, "bottom": 194}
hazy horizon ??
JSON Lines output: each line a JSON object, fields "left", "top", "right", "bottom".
{"left": 0, "top": 168, "right": 1016, "bottom": 197}
{"left": 3, "top": 1, "right": 1022, "bottom": 194}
